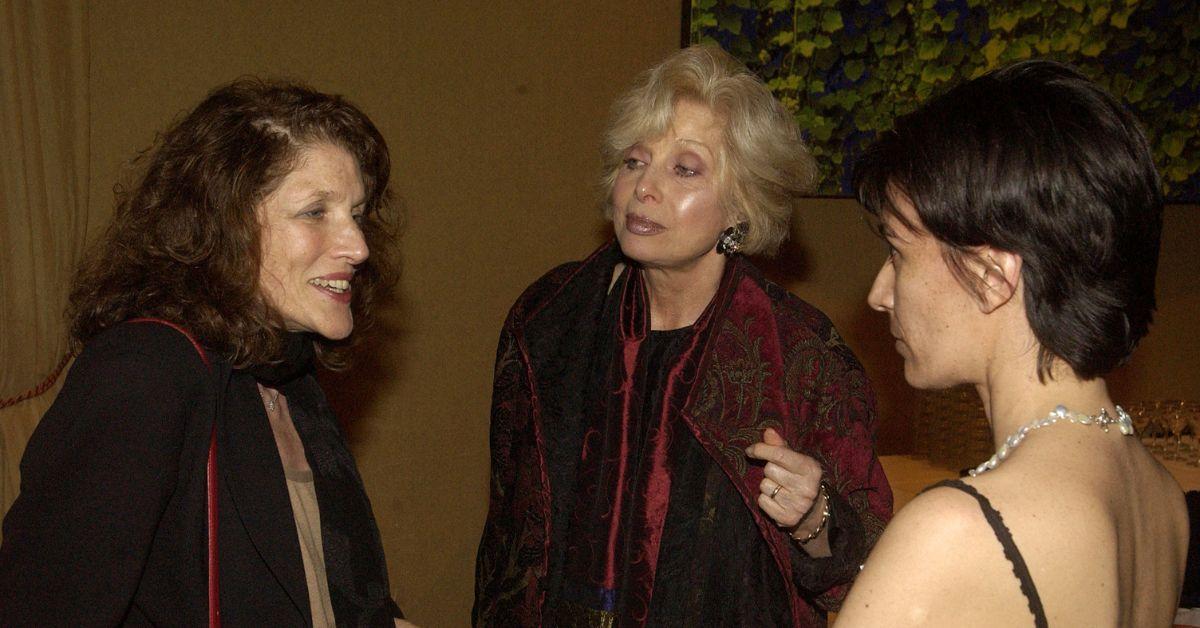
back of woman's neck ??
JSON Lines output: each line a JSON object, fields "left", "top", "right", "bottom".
{"left": 979, "top": 367, "right": 1114, "bottom": 449}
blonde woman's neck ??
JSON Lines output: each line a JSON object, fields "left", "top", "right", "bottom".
{"left": 642, "top": 252, "right": 726, "bottom": 331}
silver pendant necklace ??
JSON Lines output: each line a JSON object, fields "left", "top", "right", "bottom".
{"left": 969, "top": 404, "right": 1133, "bottom": 477}
{"left": 260, "top": 387, "right": 281, "bottom": 412}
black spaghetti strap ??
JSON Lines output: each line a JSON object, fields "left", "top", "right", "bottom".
{"left": 923, "top": 479, "right": 1048, "bottom": 628}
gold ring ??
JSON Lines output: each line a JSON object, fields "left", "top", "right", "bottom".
{"left": 769, "top": 485, "right": 782, "bottom": 499}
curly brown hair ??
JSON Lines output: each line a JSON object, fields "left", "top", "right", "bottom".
{"left": 68, "top": 78, "right": 399, "bottom": 369}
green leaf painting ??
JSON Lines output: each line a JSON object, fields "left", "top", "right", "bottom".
{"left": 690, "top": 0, "right": 1200, "bottom": 202}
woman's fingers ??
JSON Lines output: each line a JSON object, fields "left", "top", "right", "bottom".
{"left": 758, "top": 475, "right": 818, "bottom": 527}
{"left": 746, "top": 440, "right": 819, "bottom": 477}
{"left": 762, "top": 462, "right": 820, "bottom": 499}
{"left": 762, "top": 426, "right": 787, "bottom": 447}
{"left": 757, "top": 490, "right": 802, "bottom": 527}
{"left": 748, "top": 429, "right": 823, "bottom": 528}
{"left": 748, "top": 441, "right": 822, "bottom": 488}
{"left": 759, "top": 476, "right": 785, "bottom": 501}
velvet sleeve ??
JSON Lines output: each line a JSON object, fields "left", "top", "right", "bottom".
{"left": 785, "top": 332, "right": 893, "bottom": 611}
{"left": 0, "top": 326, "right": 210, "bottom": 626}
{"left": 474, "top": 260, "right": 591, "bottom": 626}
{"left": 473, "top": 318, "right": 540, "bottom": 626}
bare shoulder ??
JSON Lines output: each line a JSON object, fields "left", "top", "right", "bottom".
{"left": 837, "top": 483, "right": 1023, "bottom": 626}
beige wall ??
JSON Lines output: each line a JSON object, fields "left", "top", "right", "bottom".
{"left": 1108, "top": 205, "right": 1200, "bottom": 403}
{"left": 88, "top": 2, "right": 681, "bottom": 624}
{"left": 79, "top": 2, "right": 1199, "bottom": 625}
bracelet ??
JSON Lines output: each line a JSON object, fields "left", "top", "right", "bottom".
{"left": 792, "top": 481, "right": 831, "bottom": 544}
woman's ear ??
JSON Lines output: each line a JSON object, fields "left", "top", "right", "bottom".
{"left": 974, "top": 247, "right": 1022, "bottom": 314}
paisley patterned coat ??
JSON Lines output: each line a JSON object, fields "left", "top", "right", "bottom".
{"left": 474, "top": 241, "right": 892, "bottom": 626}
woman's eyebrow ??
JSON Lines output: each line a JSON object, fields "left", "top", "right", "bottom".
{"left": 676, "top": 137, "right": 712, "bottom": 151}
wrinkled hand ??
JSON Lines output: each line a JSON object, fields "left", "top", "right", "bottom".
{"left": 744, "top": 427, "right": 823, "bottom": 530}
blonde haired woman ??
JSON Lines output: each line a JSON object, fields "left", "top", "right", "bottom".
{"left": 474, "top": 45, "right": 892, "bottom": 627}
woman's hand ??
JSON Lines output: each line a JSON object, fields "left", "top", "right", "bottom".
{"left": 745, "top": 427, "right": 825, "bottom": 533}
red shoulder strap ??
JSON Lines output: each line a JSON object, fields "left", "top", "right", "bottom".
{"left": 127, "top": 317, "right": 210, "bottom": 368}
{"left": 125, "top": 318, "right": 220, "bottom": 627}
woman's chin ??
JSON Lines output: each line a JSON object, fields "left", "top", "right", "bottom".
{"left": 901, "top": 363, "right": 935, "bottom": 389}
{"left": 615, "top": 231, "right": 656, "bottom": 262}
{"left": 321, "top": 326, "right": 353, "bottom": 341}
{"left": 306, "top": 318, "right": 354, "bottom": 342}
{"left": 902, "top": 365, "right": 968, "bottom": 392}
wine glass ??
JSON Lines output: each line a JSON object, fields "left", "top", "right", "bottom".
{"left": 1144, "top": 400, "right": 1168, "bottom": 456}
{"left": 1163, "top": 400, "right": 1189, "bottom": 460}
{"left": 1128, "top": 401, "right": 1150, "bottom": 441}
{"left": 1186, "top": 401, "right": 1200, "bottom": 467}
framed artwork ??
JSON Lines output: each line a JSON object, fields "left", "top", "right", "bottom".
{"left": 687, "top": 0, "right": 1199, "bottom": 202}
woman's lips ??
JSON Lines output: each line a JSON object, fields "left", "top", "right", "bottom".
{"left": 309, "top": 274, "right": 353, "bottom": 304}
{"left": 625, "top": 213, "right": 665, "bottom": 235}
{"left": 312, "top": 283, "right": 352, "bottom": 304}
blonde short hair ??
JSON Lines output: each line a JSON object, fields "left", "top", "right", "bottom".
{"left": 601, "top": 44, "right": 817, "bottom": 256}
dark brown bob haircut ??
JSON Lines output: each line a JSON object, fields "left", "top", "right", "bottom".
{"left": 853, "top": 60, "right": 1163, "bottom": 381}
{"left": 69, "top": 78, "right": 398, "bottom": 369}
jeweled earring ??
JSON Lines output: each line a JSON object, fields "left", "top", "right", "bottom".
{"left": 716, "top": 222, "right": 748, "bottom": 255}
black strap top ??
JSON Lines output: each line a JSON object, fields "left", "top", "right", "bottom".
{"left": 924, "top": 479, "right": 1048, "bottom": 627}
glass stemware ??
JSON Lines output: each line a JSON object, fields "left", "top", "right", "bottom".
{"left": 1186, "top": 401, "right": 1200, "bottom": 467}
{"left": 1163, "top": 400, "right": 1189, "bottom": 461}
{"left": 1143, "top": 400, "right": 1169, "bottom": 456}
{"left": 1129, "top": 402, "right": 1150, "bottom": 443}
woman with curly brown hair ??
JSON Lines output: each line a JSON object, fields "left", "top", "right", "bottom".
{"left": 0, "top": 79, "right": 409, "bottom": 626}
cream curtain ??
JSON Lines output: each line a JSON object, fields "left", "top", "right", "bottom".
{"left": 0, "top": 1, "right": 90, "bottom": 517}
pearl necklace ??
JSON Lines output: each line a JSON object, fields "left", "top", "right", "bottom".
{"left": 968, "top": 404, "right": 1134, "bottom": 477}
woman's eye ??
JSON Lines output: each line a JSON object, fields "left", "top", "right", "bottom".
{"left": 623, "top": 158, "right": 644, "bottom": 170}
{"left": 302, "top": 208, "right": 326, "bottom": 219}
{"left": 674, "top": 164, "right": 698, "bottom": 177}
{"left": 352, "top": 212, "right": 366, "bottom": 224}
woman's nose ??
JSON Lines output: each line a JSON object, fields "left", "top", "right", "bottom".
{"left": 636, "top": 171, "right": 660, "bottom": 204}
{"left": 337, "top": 220, "right": 370, "bottom": 265}
{"left": 867, "top": 260, "right": 894, "bottom": 312}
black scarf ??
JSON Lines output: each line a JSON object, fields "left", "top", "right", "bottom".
{"left": 247, "top": 332, "right": 316, "bottom": 386}
{"left": 235, "top": 332, "right": 400, "bottom": 623}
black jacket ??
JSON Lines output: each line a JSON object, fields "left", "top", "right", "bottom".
{"left": 0, "top": 322, "right": 400, "bottom": 626}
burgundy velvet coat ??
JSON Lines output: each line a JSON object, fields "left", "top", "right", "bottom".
{"left": 474, "top": 241, "right": 892, "bottom": 626}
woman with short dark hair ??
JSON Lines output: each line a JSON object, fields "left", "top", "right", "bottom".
{"left": 836, "top": 60, "right": 1187, "bottom": 626}
{"left": 0, "top": 79, "right": 408, "bottom": 626}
